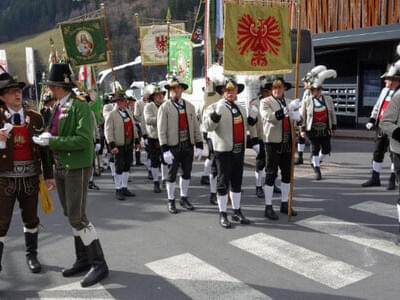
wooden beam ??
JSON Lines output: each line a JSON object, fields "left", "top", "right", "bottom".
{"left": 393, "top": 0, "right": 399, "bottom": 24}
{"left": 362, "top": 0, "right": 368, "bottom": 27}
{"left": 381, "top": 0, "right": 387, "bottom": 25}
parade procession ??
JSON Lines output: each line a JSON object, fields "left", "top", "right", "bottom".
{"left": 1, "top": 0, "right": 400, "bottom": 299}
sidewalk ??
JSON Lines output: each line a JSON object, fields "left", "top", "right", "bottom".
{"left": 333, "top": 128, "right": 375, "bottom": 140}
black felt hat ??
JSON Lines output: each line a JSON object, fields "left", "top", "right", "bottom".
{"left": 42, "top": 63, "right": 75, "bottom": 88}
{"left": 0, "top": 72, "right": 25, "bottom": 93}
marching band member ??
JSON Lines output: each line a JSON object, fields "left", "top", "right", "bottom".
{"left": 300, "top": 69, "right": 337, "bottom": 180}
{"left": 158, "top": 77, "right": 203, "bottom": 213}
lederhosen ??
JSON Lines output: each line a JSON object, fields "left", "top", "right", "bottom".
{"left": 373, "top": 89, "right": 395, "bottom": 163}
{"left": 307, "top": 96, "right": 331, "bottom": 156}
{"left": 167, "top": 100, "right": 194, "bottom": 182}
{"left": 215, "top": 101, "right": 245, "bottom": 195}
{"left": 265, "top": 97, "right": 292, "bottom": 186}
{"left": 255, "top": 96, "right": 266, "bottom": 172}
{"left": 115, "top": 110, "right": 134, "bottom": 174}
{"left": 0, "top": 120, "right": 40, "bottom": 237}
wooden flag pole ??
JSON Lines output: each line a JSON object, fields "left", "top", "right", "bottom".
{"left": 100, "top": 3, "right": 116, "bottom": 91}
{"left": 167, "top": 8, "right": 171, "bottom": 74}
{"left": 135, "top": 13, "right": 147, "bottom": 83}
{"left": 288, "top": 0, "right": 301, "bottom": 222}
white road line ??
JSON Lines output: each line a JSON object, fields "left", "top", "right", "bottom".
{"left": 350, "top": 201, "right": 396, "bottom": 219}
{"left": 230, "top": 233, "right": 371, "bottom": 290}
{"left": 146, "top": 253, "right": 271, "bottom": 300}
{"left": 297, "top": 215, "right": 400, "bottom": 257}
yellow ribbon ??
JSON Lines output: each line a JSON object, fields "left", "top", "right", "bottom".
{"left": 39, "top": 176, "right": 54, "bottom": 214}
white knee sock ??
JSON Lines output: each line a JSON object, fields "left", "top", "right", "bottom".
{"left": 151, "top": 167, "right": 159, "bottom": 182}
{"left": 90, "top": 168, "right": 94, "bottom": 182}
{"left": 372, "top": 161, "right": 382, "bottom": 173}
{"left": 217, "top": 194, "right": 228, "bottom": 212}
{"left": 264, "top": 184, "right": 274, "bottom": 205}
{"left": 23, "top": 226, "right": 39, "bottom": 233}
{"left": 319, "top": 150, "right": 326, "bottom": 163}
{"left": 281, "top": 182, "right": 290, "bottom": 203}
{"left": 166, "top": 181, "right": 176, "bottom": 200}
{"left": 391, "top": 163, "right": 395, "bottom": 173}
{"left": 298, "top": 143, "right": 305, "bottom": 152}
{"left": 180, "top": 177, "right": 190, "bottom": 197}
{"left": 109, "top": 162, "right": 115, "bottom": 177}
{"left": 147, "top": 159, "right": 151, "bottom": 171}
{"left": 209, "top": 174, "right": 217, "bottom": 193}
{"left": 255, "top": 170, "right": 263, "bottom": 187}
{"left": 312, "top": 155, "right": 320, "bottom": 168}
{"left": 161, "top": 164, "right": 168, "bottom": 181}
{"left": 230, "top": 191, "right": 241, "bottom": 209}
{"left": 115, "top": 174, "right": 123, "bottom": 189}
{"left": 72, "top": 227, "right": 79, "bottom": 237}
{"left": 122, "top": 172, "right": 129, "bottom": 188}
{"left": 203, "top": 159, "right": 212, "bottom": 176}
{"left": 78, "top": 223, "right": 98, "bottom": 246}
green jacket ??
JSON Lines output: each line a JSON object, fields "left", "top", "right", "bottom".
{"left": 48, "top": 93, "right": 94, "bottom": 169}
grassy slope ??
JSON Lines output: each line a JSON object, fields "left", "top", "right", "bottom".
{"left": 0, "top": 28, "right": 63, "bottom": 81}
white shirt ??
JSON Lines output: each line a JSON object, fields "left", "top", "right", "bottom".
{"left": 7, "top": 107, "right": 24, "bottom": 125}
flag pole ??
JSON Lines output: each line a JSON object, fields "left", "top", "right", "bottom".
{"left": 288, "top": 0, "right": 301, "bottom": 222}
{"left": 135, "top": 13, "right": 147, "bottom": 83}
{"left": 100, "top": 3, "right": 116, "bottom": 91}
{"left": 166, "top": 8, "right": 171, "bottom": 99}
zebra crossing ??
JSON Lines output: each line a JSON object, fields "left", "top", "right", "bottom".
{"left": 143, "top": 199, "right": 399, "bottom": 299}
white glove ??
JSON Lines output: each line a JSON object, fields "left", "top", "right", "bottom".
{"left": 252, "top": 143, "right": 260, "bottom": 154}
{"left": 163, "top": 150, "right": 174, "bottom": 165}
{"left": 32, "top": 132, "right": 52, "bottom": 146}
{"left": 288, "top": 110, "right": 302, "bottom": 122}
{"left": 144, "top": 138, "right": 149, "bottom": 146}
{"left": 215, "top": 100, "right": 225, "bottom": 115}
{"left": 249, "top": 105, "right": 258, "bottom": 119}
{"left": 289, "top": 98, "right": 301, "bottom": 111}
{"left": 2, "top": 123, "right": 13, "bottom": 134}
{"left": 283, "top": 107, "right": 289, "bottom": 117}
{"left": 365, "top": 122, "right": 374, "bottom": 130}
{"left": 195, "top": 148, "right": 203, "bottom": 160}
{"left": 95, "top": 143, "right": 101, "bottom": 152}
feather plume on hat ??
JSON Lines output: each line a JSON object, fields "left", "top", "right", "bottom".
{"left": 311, "top": 69, "right": 337, "bottom": 88}
{"left": 207, "top": 64, "right": 224, "bottom": 85}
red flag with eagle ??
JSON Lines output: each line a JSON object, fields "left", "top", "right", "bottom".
{"left": 223, "top": 2, "right": 292, "bottom": 75}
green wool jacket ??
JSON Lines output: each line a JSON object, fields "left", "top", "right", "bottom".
{"left": 48, "top": 93, "right": 94, "bottom": 169}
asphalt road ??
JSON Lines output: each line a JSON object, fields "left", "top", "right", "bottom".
{"left": 1, "top": 138, "right": 399, "bottom": 300}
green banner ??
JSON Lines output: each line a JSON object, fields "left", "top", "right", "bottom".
{"left": 60, "top": 18, "right": 107, "bottom": 66}
{"left": 168, "top": 35, "right": 193, "bottom": 94}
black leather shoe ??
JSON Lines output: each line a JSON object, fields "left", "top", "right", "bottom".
{"left": 168, "top": 200, "right": 178, "bottom": 214}
{"left": 362, "top": 170, "right": 381, "bottom": 187}
{"left": 116, "top": 189, "right": 125, "bottom": 201}
{"left": 387, "top": 173, "right": 396, "bottom": 190}
{"left": 264, "top": 205, "right": 279, "bottom": 220}
{"left": 232, "top": 209, "right": 251, "bottom": 224}
{"left": 209, "top": 193, "right": 218, "bottom": 205}
{"left": 25, "top": 232, "right": 41, "bottom": 273}
{"left": 88, "top": 181, "right": 100, "bottom": 190}
{"left": 256, "top": 186, "right": 264, "bottom": 198}
{"left": 295, "top": 152, "right": 303, "bottom": 165}
{"left": 153, "top": 181, "right": 161, "bottom": 193}
{"left": 180, "top": 197, "right": 194, "bottom": 210}
{"left": 200, "top": 175, "right": 210, "bottom": 185}
{"left": 62, "top": 236, "right": 91, "bottom": 277}
{"left": 219, "top": 212, "right": 231, "bottom": 228}
{"left": 280, "top": 202, "right": 298, "bottom": 216}
{"left": 148, "top": 171, "right": 153, "bottom": 180}
{"left": 122, "top": 187, "right": 135, "bottom": 197}
{"left": 80, "top": 240, "right": 109, "bottom": 288}
{"left": 273, "top": 184, "right": 281, "bottom": 194}
{"left": 314, "top": 167, "right": 322, "bottom": 180}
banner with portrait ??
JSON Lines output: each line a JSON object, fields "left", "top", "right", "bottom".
{"left": 139, "top": 23, "right": 185, "bottom": 66}
{"left": 60, "top": 18, "right": 107, "bottom": 66}
{"left": 168, "top": 35, "right": 193, "bottom": 94}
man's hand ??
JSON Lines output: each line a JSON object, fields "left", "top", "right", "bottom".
{"left": 300, "top": 131, "right": 306, "bottom": 138}
{"left": 215, "top": 100, "right": 225, "bottom": 115}
{"left": 163, "top": 150, "right": 174, "bottom": 165}
{"left": 289, "top": 98, "right": 301, "bottom": 111}
{"left": 111, "top": 147, "right": 119, "bottom": 154}
{"left": 32, "top": 132, "right": 52, "bottom": 146}
{"left": 252, "top": 143, "right": 260, "bottom": 154}
{"left": 0, "top": 128, "right": 10, "bottom": 142}
{"left": 195, "top": 148, "right": 203, "bottom": 160}
{"left": 95, "top": 143, "right": 101, "bottom": 153}
{"left": 45, "top": 179, "right": 57, "bottom": 191}
{"left": 249, "top": 105, "right": 258, "bottom": 119}
{"left": 365, "top": 122, "right": 374, "bottom": 130}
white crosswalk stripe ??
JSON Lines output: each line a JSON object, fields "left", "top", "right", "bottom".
{"left": 350, "top": 201, "right": 396, "bottom": 219}
{"left": 230, "top": 233, "right": 371, "bottom": 289}
{"left": 146, "top": 253, "right": 272, "bottom": 300}
{"left": 297, "top": 215, "right": 400, "bottom": 256}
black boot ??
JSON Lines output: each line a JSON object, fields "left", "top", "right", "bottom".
{"left": 147, "top": 170, "right": 153, "bottom": 180}
{"left": 200, "top": 175, "right": 210, "bottom": 185}
{"left": 232, "top": 209, "right": 251, "bottom": 224}
{"left": 62, "top": 236, "right": 91, "bottom": 277}
{"left": 219, "top": 212, "right": 231, "bottom": 228}
{"left": 295, "top": 152, "right": 303, "bottom": 165}
{"left": 80, "top": 240, "right": 109, "bottom": 288}
{"left": 314, "top": 167, "right": 322, "bottom": 180}
{"left": 115, "top": 189, "right": 125, "bottom": 201}
{"left": 153, "top": 181, "right": 161, "bottom": 193}
{"left": 361, "top": 170, "right": 381, "bottom": 187}
{"left": 135, "top": 151, "right": 144, "bottom": 166}
{"left": 264, "top": 205, "right": 279, "bottom": 220}
{"left": 256, "top": 186, "right": 264, "bottom": 198}
{"left": 88, "top": 181, "right": 100, "bottom": 190}
{"left": 168, "top": 200, "right": 178, "bottom": 214}
{"left": 387, "top": 173, "right": 396, "bottom": 190}
{"left": 209, "top": 193, "right": 218, "bottom": 205}
{"left": 0, "top": 241, "right": 3, "bottom": 272}
{"left": 280, "top": 202, "right": 298, "bottom": 216}
{"left": 122, "top": 187, "right": 135, "bottom": 197}
{"left": 180, "top": 196, "right": 194, "bottom": 210}
{"left": 273, "top": 184, "right": 281, "bottom": 194}
{"left": 25, "top": 232, "right": 41, "bottom": 273}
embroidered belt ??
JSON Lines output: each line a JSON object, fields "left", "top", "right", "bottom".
{"left": 0, "top": 160, "right": 37, "bottom": 178}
